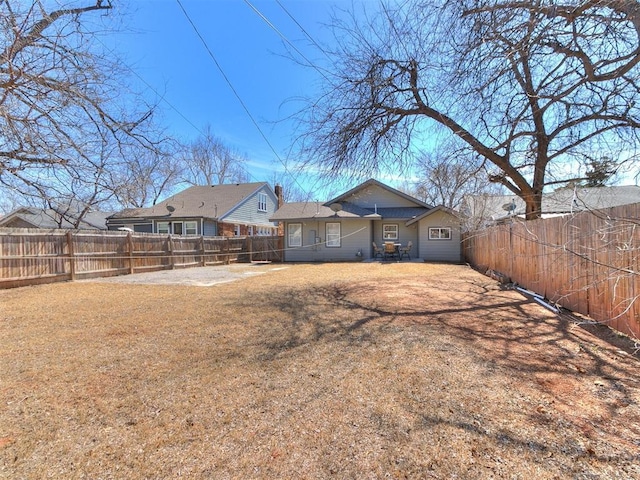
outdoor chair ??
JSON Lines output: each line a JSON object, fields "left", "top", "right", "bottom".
{"left": 372, "top": 242, "right": 384, "bottom": 259}
{"left": 399, "top": 241, "right": 413, "bottom": 260}
{"left": 384, "top": 242, "right": 397, "bottom": 260}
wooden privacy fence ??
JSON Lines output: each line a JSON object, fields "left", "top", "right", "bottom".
{"left": 0, "top": 228, "right": 283, "bottom": 289}
{"left": 463, "top": 203, "right": 640, "bottom": 339}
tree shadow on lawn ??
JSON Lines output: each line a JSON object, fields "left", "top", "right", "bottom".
{"left": 246, "top": 278, "right": 640, "bottom": 467}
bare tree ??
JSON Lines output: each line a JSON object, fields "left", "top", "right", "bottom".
{"left": 181, "top": 125, "right": 250, "bottom": 186}
{"left": 299, "top": 0, "right": 640, "bottom": 219}
{"left": 112, "top": 147, "right": 181, "bottom": 208}
{"left": 0, "top": 0, "right": 167, "bottom": 223}
{"left": 269, "top": 173, "right": 314, "bottom": 203}
{"left": 411, "top": 138, "right": 504, "bottom": 210}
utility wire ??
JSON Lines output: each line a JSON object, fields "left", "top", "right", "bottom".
{"left": 275, "top": 0, "right": 333, "bottom": 63}
{"left": 175, "top": 0, "right": 311, "bottom": 198}
{"left": 243, "top": 0, "right": 333, "bottom": 83}
{"left": 92, "top": 33, "right": 264, "bottom": 185}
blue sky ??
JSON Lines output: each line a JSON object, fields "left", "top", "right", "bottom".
{"left": 109, "top": 0, "right": 376, "bottom": 199}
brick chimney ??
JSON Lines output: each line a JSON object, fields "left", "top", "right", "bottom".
{"left": 274, "top": 184, "right": 284, "bottom": 208}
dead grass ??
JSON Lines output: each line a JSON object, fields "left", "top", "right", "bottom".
{"left": 1, "top": 262, "right": 639, "bottom": 479}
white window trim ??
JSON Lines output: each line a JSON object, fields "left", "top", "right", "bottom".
{"left": 383, "top": 224, "right": 399, "bottom": 240}
{"left": 157, "top": 221, "right": 170, "bottom": 234}
{"left": 429, "top": 227, "right": 452, "bottom": 240}
{"left": 288, "top": 223, "right": 302, "bottom": 247}
{"left": 185, "top": 221, "right": 198, "bottom": 235}
{"left": 258, "top": 192, "right": 268, "bottom": 212}
{"left": 326, "top": 222, "right": 341, "bottom": 247}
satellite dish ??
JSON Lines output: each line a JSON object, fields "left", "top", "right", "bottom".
{"left": 166, "top": 205, "right": 175, "bottom": 213}
{"left": 502, "top": 200, "right": 516, "bottom": 212}
{"left": 329, "top": 203, "right": 343, "bottom": 212}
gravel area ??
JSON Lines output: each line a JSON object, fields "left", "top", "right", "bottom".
{"left": 81, "top": 263, "right": 290, "bottom": 286}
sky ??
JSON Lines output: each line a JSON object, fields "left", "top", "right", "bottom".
{"left": 107, "top": 0, "right": 376, "bottom": 200}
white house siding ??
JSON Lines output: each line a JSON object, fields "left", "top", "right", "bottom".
{"left": 417, "top": 211, "right": 462, "bottom": 262}
{"left": 284, "top": 219, "right": 371, "bottom": 262}
{"left": 372, "top": 220, "right": 419, "bottom": 257}
{"left": 345, "top": 184, "right": 418, "bottom": 209}
{"left": 222, "top": 185, "right": 279, "bottom": 228}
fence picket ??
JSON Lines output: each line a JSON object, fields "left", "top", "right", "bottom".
{"left": 463, "top": 203, "right": 640, "bottom": 339}
{"left": 0, "top": 229, "right": 283, "bottom": 289}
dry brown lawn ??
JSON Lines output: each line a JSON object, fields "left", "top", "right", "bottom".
{"left": 1, "top": 263, "right": 639, "bottom": 479}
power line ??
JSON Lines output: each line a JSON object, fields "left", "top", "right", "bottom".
{"left": 175, "top": 0, "right": 311, "bottom": 198}
{"left": 243, "top": 0, "right": 333, "bottom": 83}
{"left": 92, "top": 35, "right": 206, "bottom": 140}
{"left": 92, "top": 32, "right": 266, "bottom": 185}
{"left": 274, "top": 0, "right": 333, "bottom": 63}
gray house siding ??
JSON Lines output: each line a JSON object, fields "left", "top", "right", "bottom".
{"left": 417, "top": 211, "right": 462, "bottom": 262}
{"left": 371, "top": 219, "right": 419, "bottom": 256}
{"left": 284, "top": 219, "right": 371, "bottom": 262}
{"left": 222, "top": 185, "right": 279, "bottom": 228}
{"left": 345, "top": 184, "right": 418, "bottom": 209}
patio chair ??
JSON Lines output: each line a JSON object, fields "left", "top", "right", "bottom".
{"left": 384, "top": 242, "right": 397, "bottom": 260}
{"left": 372, "top": 242, "right": 384, "bottom": 259}
{"left": 399, "top": 241, "right": 413, "bottom": 260}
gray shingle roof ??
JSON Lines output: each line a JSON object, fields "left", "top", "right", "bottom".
{"left": 0, "top": 208, "right": 111, "bottom": 229}
{"left": 464, "top": 185, "right": 640, "bottom": 223}
{"left": 109, "top": 183, "right": 268, "bottom": 220}
{"left": 270, "top": 202, "right": 379, "bottom": 220}
{"left": 375, "top": 207, "right": 430, "bottom": 219}
{"left": 270, "top": 202, "right": 430, "bottom": 221}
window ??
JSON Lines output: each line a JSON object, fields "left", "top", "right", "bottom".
{"left": 383, "top": 224, "right": 399, "bottom": 240}
{"left": 326, "top": 222, "right": 341, "bottom": 247}
{"left": 234, "top": 224, "right": 241, "bottom": 236}
{"left": 185, "top": 221, "right": 197, "bottom": 235}
{"left": 157, "top": 221, "right": 170, "bottom": 234}
{"left": 258, "top": 193, "right": 268, "bottom": 212}
{"left": 429, "top": 227, "right": 452, "bottom": 240}
{"left": 288, "top": 223, "right": 302, "bottom": 247}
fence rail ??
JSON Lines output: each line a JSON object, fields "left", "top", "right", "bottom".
{"left": 0, "top": 229, "right": 283, "bottom": 289}
{"left": 462, "top": 202, "right": 640, "bottom": 339}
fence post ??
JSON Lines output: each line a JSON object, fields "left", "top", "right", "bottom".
{"left": 66, "top": 231, "right": 76, "bottom": 281}
{"left": 225, "top": 237, "right": 230, "bottom": 265}
{"left": 127, "top": 232, "right": 135, "bottom": 275}
{"left": 247, "top": 236, "right": 253, "bottom": 263}
{"left": 199, "top": 236, "right": 205, "bottom": 267}
{"left": 168, "top": 234, "right": 174, "bottom": 269}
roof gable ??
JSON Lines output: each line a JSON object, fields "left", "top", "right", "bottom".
{"left": 325, "top": 179, "right": 431, "bottom": 209}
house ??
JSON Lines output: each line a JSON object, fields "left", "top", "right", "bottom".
{"left": 463, "top": 185, "right": 640, "bottom": 229}
{"left": 270, "top": 179, "right": 462, "bottom": 262}
{"left": 0, "top": 207, "right": 111, "bottom": 230}
{"left": 107, "top": 182, "right": 282, "bottom": 236}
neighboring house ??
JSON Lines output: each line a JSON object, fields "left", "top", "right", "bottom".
{"left": 463, "top": 185, "right": 640, "bottom": 229}
{"left": 270, "top": 179, "right": 462, "bottom": 262}
{"left": 107, "top": 182, "right": 282, "bottom": 236}
{"left": 0, "top": 207, "right": 111, "bottom": 230}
